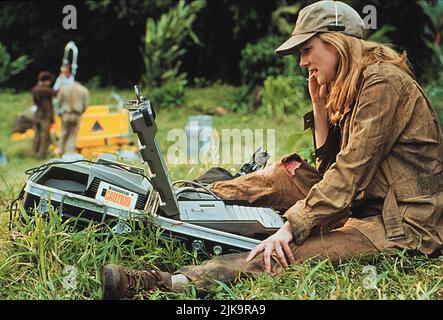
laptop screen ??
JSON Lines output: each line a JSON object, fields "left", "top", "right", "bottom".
{"left": 129, "top": 100, "right": 179, "bottom": 216}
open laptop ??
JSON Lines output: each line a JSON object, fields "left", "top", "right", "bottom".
{"left": 128, "top": 89, "right": 284, "bottom": 241}
{"left": 22, "top": 88, "right": 285, "bottom": 254}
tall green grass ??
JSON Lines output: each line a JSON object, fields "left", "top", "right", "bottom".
{"left": 1, "top": 204, "right": 441, "bottom": 300}
{"left": 0, "top": 206, "right": 201, "bottom": 300}
{"left": 1, "top": 206, "right": 441, "bottom": 300}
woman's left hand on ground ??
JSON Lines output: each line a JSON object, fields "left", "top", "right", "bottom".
{"left": 246, "top": 221, "right": 296, "bottom": 272}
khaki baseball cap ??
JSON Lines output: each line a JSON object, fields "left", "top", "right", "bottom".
{"left": 275, "top": 0, "right": 365, "bottom": 56}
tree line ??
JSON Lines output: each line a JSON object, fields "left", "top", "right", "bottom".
{"left": 0, "top": 0, "right": 436, "bottom": 90}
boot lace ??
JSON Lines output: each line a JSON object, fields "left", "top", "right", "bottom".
{"left": 124, "top": 269, "right": 167, "bottom": 298}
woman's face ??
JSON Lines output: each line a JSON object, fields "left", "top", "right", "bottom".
{"left": 298, "top": 36, "right": 338, "bottom": 85}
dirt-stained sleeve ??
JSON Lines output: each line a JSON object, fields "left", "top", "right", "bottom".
{"left": 284, "top": 73, "right": 401, "bottom": 245}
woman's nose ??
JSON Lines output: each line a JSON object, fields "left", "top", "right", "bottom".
{"left": 299, "top": 55, "right": 308, "bottom": 68}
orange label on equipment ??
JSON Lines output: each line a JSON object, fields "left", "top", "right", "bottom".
{"left": 104, "top": 189, "right": 132, "bottom": 208}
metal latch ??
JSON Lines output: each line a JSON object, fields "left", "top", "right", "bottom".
{"left": 111, "top": 220, "right": 133, "bottom": 234}
{"left": 37, "top": 199, "right": 54, "bottom": 214}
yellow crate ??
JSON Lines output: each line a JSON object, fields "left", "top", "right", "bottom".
{"left": 83, "top": 105, "right": 109, "bottom": 114}
{"left": 10, "top": 129, "right": 34, "bottom": 141}
{"left": 53, "top": 105, "right": 130, "bottom": 149}
{"left": 12, "top": 105, "right": 131, "bottom": 152}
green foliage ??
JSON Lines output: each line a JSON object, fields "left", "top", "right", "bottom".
{"left": 226, "top": 1, "right": 277, "bottom": 38}
{"left": 141, "top": 0, "right": 205, "bottom": 88}
{"left": 418, "top": 0, "right": 443, "bottom": 125}
{"left": 0, "top": 1, "right": 436, "bottom": 90}
{"left": 418, "top": 0, "right": 443, "bottom": 37}
{"left": 150, "top": 75, "right": 188, "bottom": 109}
{"left": 191, "top": 77, "right": 211, "bottom": 88}
{"left": 261, "top": 75, "right": 309, "bottom": 118}
{"left": 239, "top": 35, "right": 287, "bottom": 87}
{"left": 0, "top": 43, "right": 32, "bottom": 85}
{"left": 85, "top": 75, "right": 102, "bottom": 90}
{"left": 85, "top": 0, "right": 172, "bottom": 26}
{"left": 425, "top": 73, "right": 443, "bottom": 125}
{"left": 366, "top": 25, "right": 397, "bottom": 44}
{"left": 419, "top": 0, "right": 443, "bottom": 68}
{"left": 239, "top": 3, "right": 303, "bottom": 88}
{"left": 298, "top": 146, "right": 315, "bottom": 166}
{"left": 270, "top": 2, "right": 301, "bottom": 36}
{"left": 237, "top": 2, "right": 308, "bottom": 115}
{"left": 221, "top": 85, "right": 251, "bottom": 112}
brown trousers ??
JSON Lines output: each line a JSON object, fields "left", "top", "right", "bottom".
{"left": 59, "top": 113, "right": 81, "bottom": 155}
{"left": 32, "top": 119, "right": 51, "bottom": 158}
{"left": 177, "top": 156, "right": 380, "bottom": 290}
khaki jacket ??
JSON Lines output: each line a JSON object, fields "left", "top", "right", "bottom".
{"left": 56, "top": 82, "right": 89, "bottom": 116}
{"left": 284, "top": 62, "right": 443, "bottom": 256}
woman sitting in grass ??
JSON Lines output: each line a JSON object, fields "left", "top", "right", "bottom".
{"left": 101, "top": 0, "right": 443, "bottom": 299}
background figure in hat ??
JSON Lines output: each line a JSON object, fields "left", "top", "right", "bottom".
{"left": 56, "top": 81, "right": 89, "bottom": 155}
{"left": 53, "top": 63, "right": 75, "bottom": 92}
{"left": 11, "top": 63, "right": 75, "bottom": 138}
{"left": 31, "top": 71, "right": 55, "bottom": 159}
{"left": 100, "top": 0, "right": 443, "bottom": 299}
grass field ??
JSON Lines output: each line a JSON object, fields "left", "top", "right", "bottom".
{"left": 0, "top": 86, "right": 441, "bottom": 300}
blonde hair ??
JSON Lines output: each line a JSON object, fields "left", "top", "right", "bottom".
{"left": 317, "top": 32, "right": 413, "bottom": 124}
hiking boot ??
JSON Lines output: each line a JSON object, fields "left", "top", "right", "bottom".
{"left": 101, "top": 264, "right": 172, "bottom": 300}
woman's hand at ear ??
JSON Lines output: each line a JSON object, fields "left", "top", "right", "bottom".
{"left": 246, "top": 221, "right": 296, "bottom": 272}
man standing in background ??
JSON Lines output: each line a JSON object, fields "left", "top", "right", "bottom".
{"left": 31, "top": 71, "right": 55, "bottom": 158}
{"left": 56, "top": 81, "right": 89, "bottom": 155}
